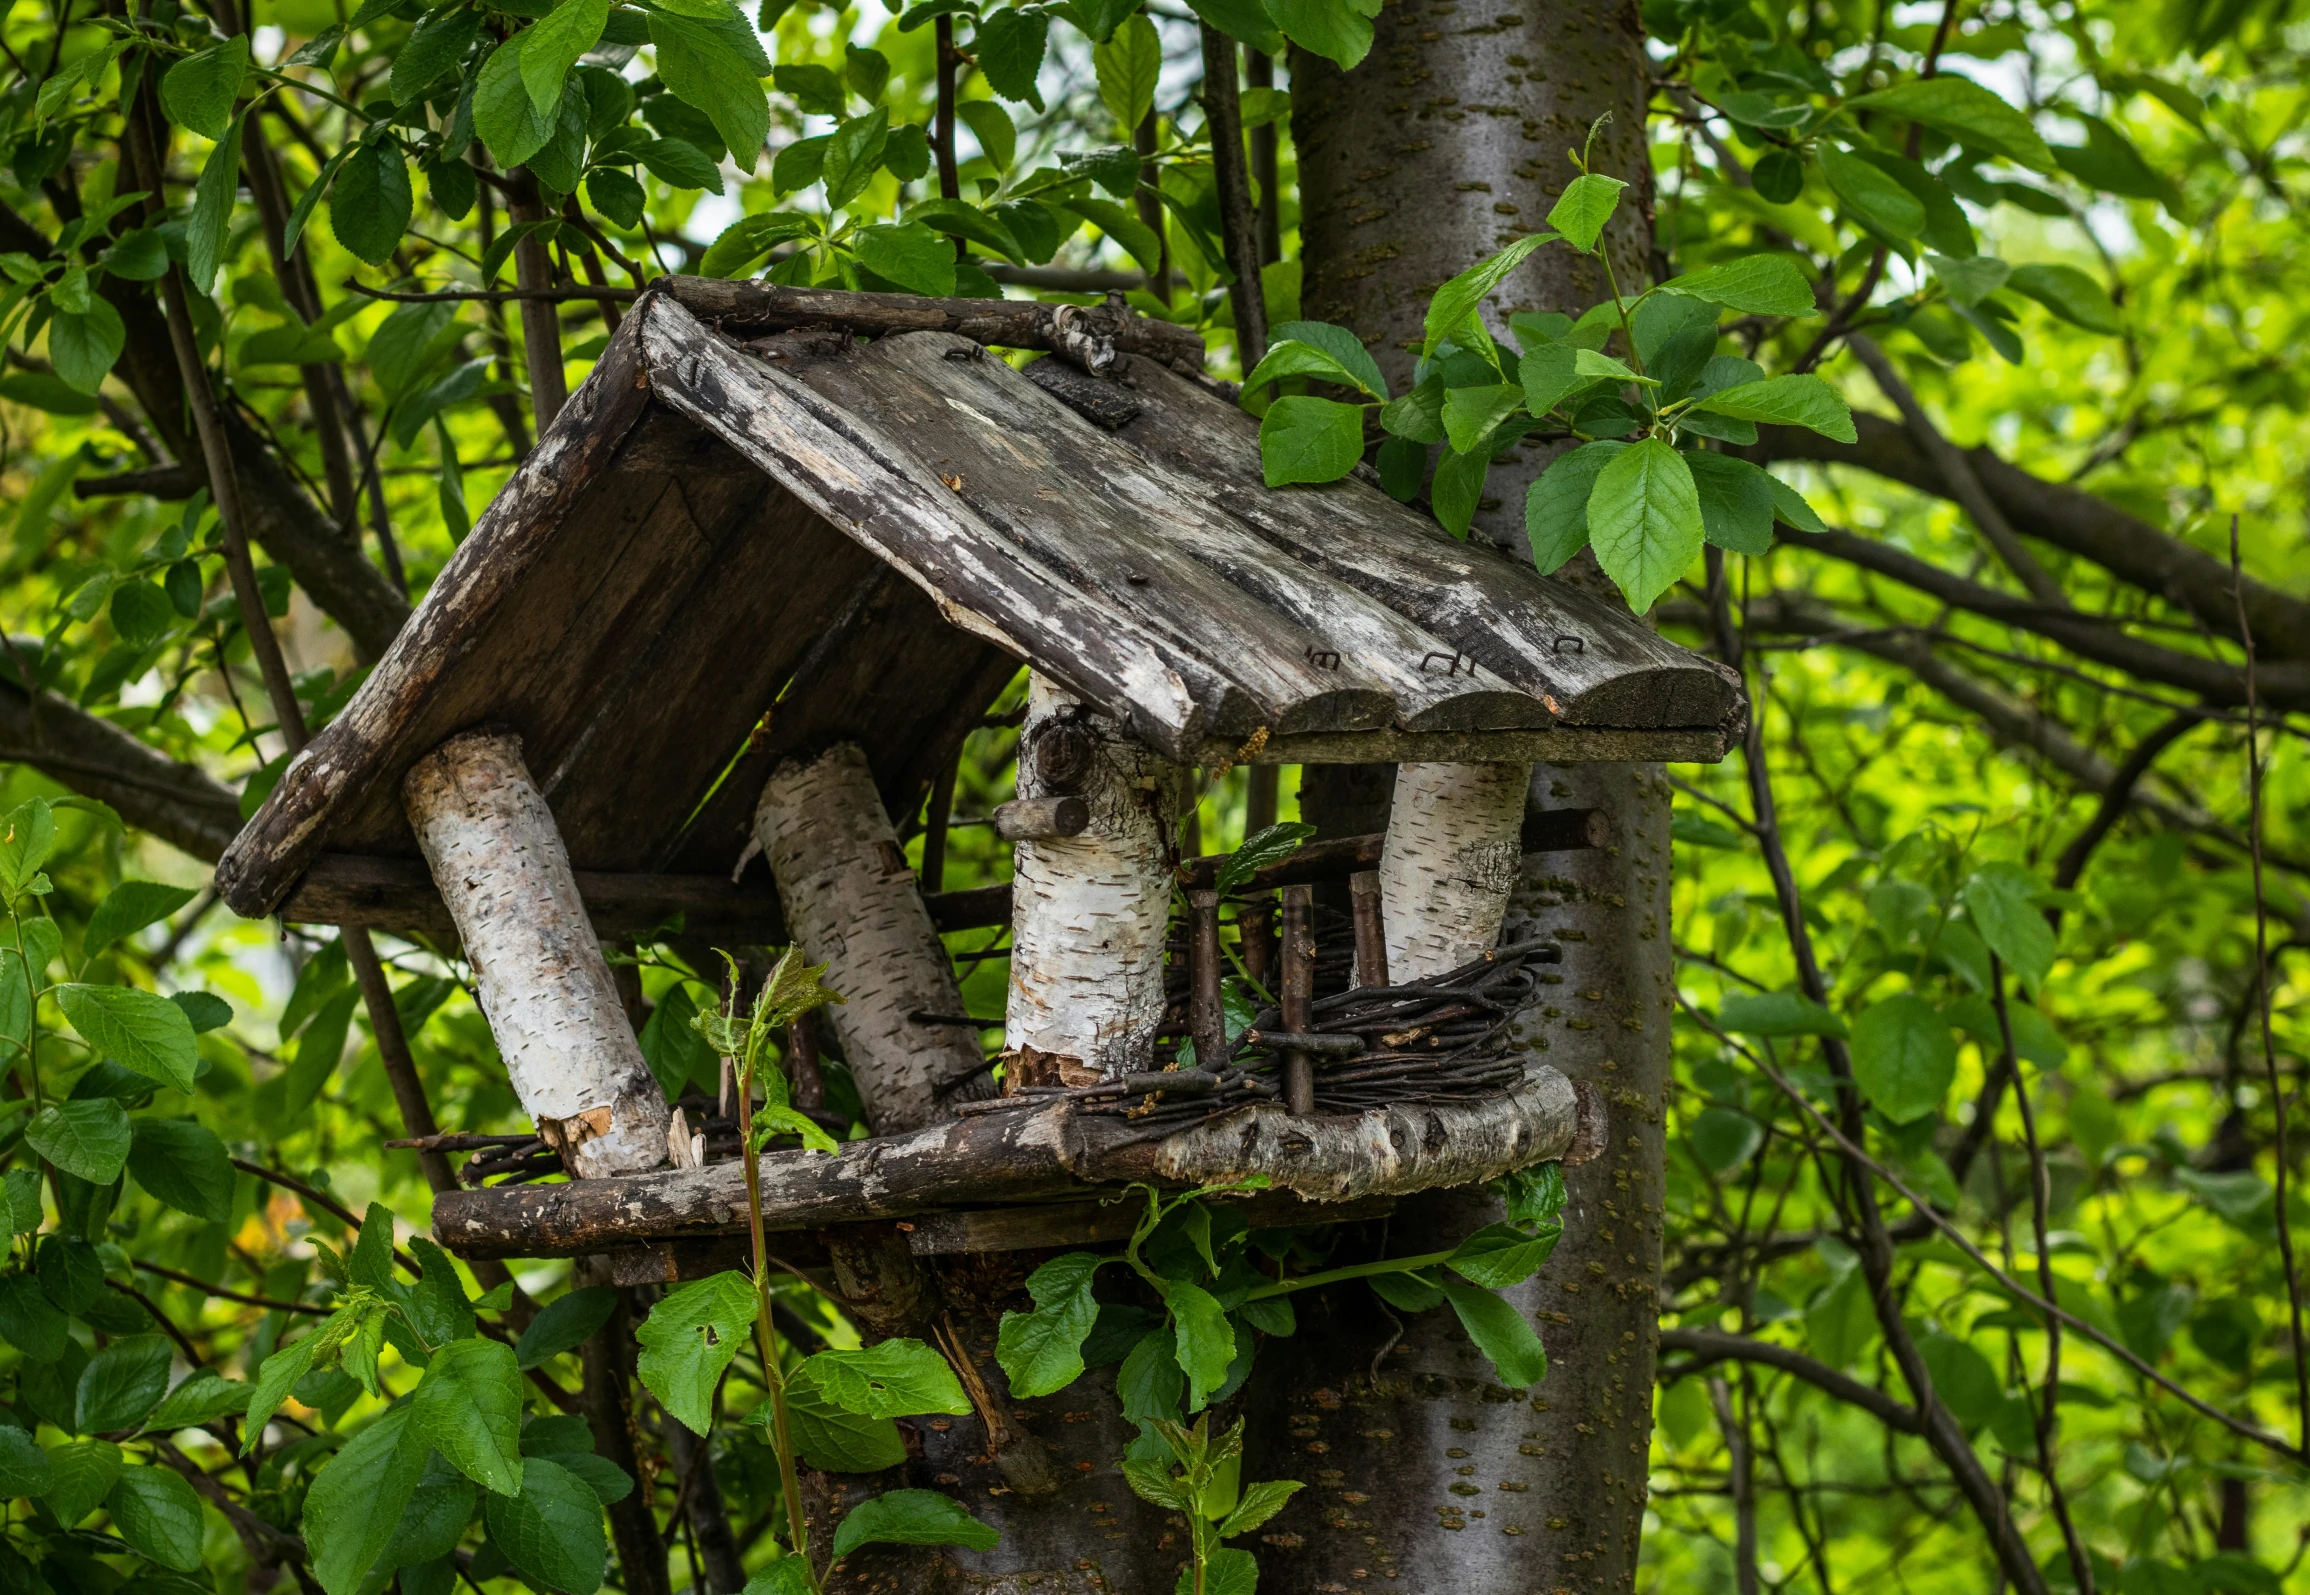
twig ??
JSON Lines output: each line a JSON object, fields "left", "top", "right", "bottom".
{"left": 1661, "top": 1326, "right": 1920, "bottom": 1433}
{"left": 344, "top": 280, "right": 639, "bottom": 305}
{"left": 134, "top": 1259, "right": 327, "bottom": 1315}
{"left": 2233, "top": 512, "right": 2307, "bottom": 1451}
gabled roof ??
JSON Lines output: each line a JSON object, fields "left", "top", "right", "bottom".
{"left": 214, "top": 280, "right": 1741, "bottom": 923}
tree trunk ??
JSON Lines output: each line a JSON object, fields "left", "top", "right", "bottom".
{"left": 1262, "top": 5, "right": 1666, "bottom": 1591}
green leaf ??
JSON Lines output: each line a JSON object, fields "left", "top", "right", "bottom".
{"left": 392, "top": 6, "right": 483, "bottom": 104}
{"left": 1684, "top": 450, "right": 1776, "bottom": 556}
{"left": 185, "top": 117, "right": 244, "bottom": 294}
{"left": 0, "top": 1427, "right": 49, "bottom": 1497}
{"left": 169, "top": 990, "right": 232, "bottom": 1033}
{"left": 995, "top": 1252, "right": 1103, "bottom": 1399}
{"left": 804, "top": 1339, "right": 971, "bottom": 1418}
{"left": 1572, "top": 347, "right": 1648, "bottom": 385}
{"left": 1439, "top": 1280, "right": 1548, "bottom": 1387}
{"left": 785, "top": 1366, "right": 908, "bottom": 1472}
{"left": 1586, "top": 437, "right": 1703, "bottom": 612}
{"left": 474, "top": 38, "right": 557, "bottom": 167}
{"left": 26, "top": 1098, "right": 131, "bottom": 1184}
{"left": 160, "top": 37, "right": 248, "bottom": 140}
{"left": 524, "top": 0, "right": 609, "bottom": 113}
{"left": 1182, "top": 0, "right": 1279, "bottom": 52}
{"left": 1166, "top": 1280, "right": 1234, "bottom": 1410}
{"left": 46, "top": 299, "right": 126, "bottom": 396}
{"left": 127, "top": 1118, "right": 233, "bottom": 1222}
{"left": 325, "top": 142, "right": 406, "bottom": 270}
{"left": 55, "top": 983, "right": 198, "bottom": 1092}
{"left": 1693, "top": 374, "right": 1857, "bottom": 443}
{"left": 515, "top": 1287, "right": 618, "bottom": 1368}
{"left": 1268, "top": 319, "right": 1389, "bottom": 401}
{"left": 1093, "top": 13, "right": 1159, "bottom": 134}
{"left": 1422, "top": 232, "right": 1557, "bottom": 357}
{"left": 1848, "top": 76, "right": 2057, "bottom": 172}
{"left": 636, "top": 1271, "right": 758, "bottom": 1435}
{"left": 146, "top": 1370, "right": 251, "bottom": 1431}
{"left": 1188, "top": 1547, "right": 1260, "bottom": 1595}
{"left": 412, "top": 1336, "right": 525, "bottom": 1495}
{"left": 379, "top": 1453, "right": 480, "bottom": 1569}
{"left": 83, "top": 882, "right": 197, "bottom": 961}
{"left": 1962, "top": 862, "right": 2056, "bottom": 988}
{"left": 830, "top": 1488, "right": 999, "bottom": 1558}
{"left": 243, "top": 1329, "right": 321, "bottom": 1448}
{"left": 629, "top": 135, "right": 722, "bottom": 195}
{"left": 1241, "top": 339, "right": 1380, "bottom": 400}
{"left": 0, "top": 1272, "right": 70, "bottom": 1362}
{"left": 1117, "top": 1326, "right": 1184, "bottom": 1423}
{"left": 1660, "top": 255, "right": 1818, "bottom": 318}
{"left": 956, "top": 100, "right": 1016, "bottom": 174}
{"left": 1916, "top": 1331, "right": 2003, "bottom": 1427}
{"left": 1258, "top": 396, "right": 1365, "bottom": 487}
{"left": 973, "top": 8, "right": 1049, "bottom": 104}
{"left": 485, "top": 1457, "right": 608, "bottom": 1594}
{"left": 1446, "top": 1222, "right": 1562, "bottom": 1289}
{"left": 1517, "top": 345, "right": 1593, "bottom": 418}
{"left": 699, "top": 213, "right": 813, "bottom": 279}
{"left": 1850, "top": 994, "right": 1957, "bottom": 1123}
{"left": 740, "top": 1563, "right": 816, "bottom": 1595}
{"left": 1062, "top": 196, "right": 1162, "bottom": 276}
{"left": 1496, "top": 1160, "right": 1566, "bottom": 1227}
{"left": 1215, "top": 821, "right": 1316, "bottom": 894}
{"left": 1217, "top": 1477, "right": 1302, "bottom": 1538}
{"left": 1818, "top": 145, "right": 1926, "bottom": 240}
{"left": 42, "top": 1439, "right": 121, "bottom": 1525}
{"left": 1441, "top": 384, "right": 1524, "bottom": 454}
{"left": 1525, "top": 439, "right": 1626, "bottom": 574}
{"left": 1548, "top": 173, "right": 1626, "bottom": 251}
{"left": 1429, "top": 442, "right": 1491, "bottom": 538}
{"left": 649, "top": 5, "right": 771, "bottom": 161}
{"left": 306, "top": 1405, "right": 430, "bottom": 1595}
{"left": 1266, "top": 0, "right": 1373, "bottom": 68}
{"left": 823, "top": 108, "right": 891, "bottom": 210}
{"left": 1689, "top": 1107, "right": 1764, "bottom": 1174}
{"left": 77, "top": 1334, "right": 171, "bottom": 1433}
{"left": 1926, "top": 251, "right": 2011, "bottom": 308}
{"left": 906, "top": 197, "right": 1027, "bottom": 263}
{"left": 851, "top": 221, "right": 957, "bottom": 297}
{"left": 772, "top": 62, "right": 845, "bottom": 116}
{"left": 1719, "top": 990, "right": 1847, "bottom": 1038}
{"left": 2004, "top": 263, "right": 2122, "bottom": 334}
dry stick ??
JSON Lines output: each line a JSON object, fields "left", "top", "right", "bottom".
{"left": 2233, "top": 513, "right": 2308, "bottom": 1452}
{"left": 1198, "top": 24, "right": 1267, "bottom": 363}
{"left": 1994, "top": 959, "right": 2094, "bottom": 1595}
{"left": 920, "top": 756, "right": 958, "bottom": 894}
{"left": 1849, "top": 334, "right": 2069, "bottom": 611}
{"left": 1705, "top": 563, "right": 2050, "bottom": 1595}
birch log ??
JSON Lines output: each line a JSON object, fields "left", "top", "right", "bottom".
{"left": 1377, "top": 761, "right": 1533, "bottom": 980}
{"left": 403, "top": 731, "right": 669, "bottom": 1178}
{"left": 1005, "top": 674, "right": 1182, "bottom": 1082}
{"left": 755, "top": 742, "right": 983, "bottom": 1133}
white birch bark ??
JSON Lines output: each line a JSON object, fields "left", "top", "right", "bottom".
{"left": 1378, "top": 760, "right": 1532, "bottom": 980}
{"left": 1005, "top": 674, "right": 1182, "bottom": 1082}
{"left": 755, "top": 742, "right": 983, "bottom": 1134}
{"left": 403, "top": 730, "right": 669, "bottom": 1178}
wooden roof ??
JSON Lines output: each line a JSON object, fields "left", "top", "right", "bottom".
{"left": 213, "top": 280, "right": 1741, "bottom": 923}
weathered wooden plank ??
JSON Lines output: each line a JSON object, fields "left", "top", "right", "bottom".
{"left": 429, "top": 1065, "right": 1583, "bottom": 1258}
{"left": 215, "top": 304, "right": 663, "bottom": 918}
{"left": 1202, "top": 726, "right": 1727, "bottom": 765}
{"left": 638, "top": 297, "right": 1261, "bottom": 759}
{"left": 901, "top": 1190, "right": 1398, "bottom": 1255}
{"left": 277, "top": 853, "right": 787, "bottom": 942}
{"left": 659, "top": 277, "right": 1206, "bottom": 372}
{"left": 1109, "top": 354, "right": 1745, "bottom": 729}
{"left": 797, "top": 335, "right": 1547, "bottom": 734}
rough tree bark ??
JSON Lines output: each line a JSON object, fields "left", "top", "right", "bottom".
{"left": 403, "top": 730, "right": 670, "bottom": 1177}
{"left": 1254, "top": 6, "right": 1667, "bottom": 1592}
{"left": 1004, "top": 673, "right": 1183, "bottom": 1083}
{"left": 755, "top": 741, "right": 986, "bottom": 1133}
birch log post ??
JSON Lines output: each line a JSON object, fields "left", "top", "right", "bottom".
{"left": 1005, "top": 674, "right": 1183, "bottom": 1083}
{"left": 403, "top": 730, "right": 669, "bottom": 1178}
{"left": 1377, "top": 761, "right": 1533, "bottom": 980}
{"left": 755, "top": 742, "right": 985, "bottom": 1134}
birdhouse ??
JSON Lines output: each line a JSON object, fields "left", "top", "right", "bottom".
{"left": 213, "top": 279, "right": 1744, "bottom": 1276}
